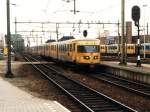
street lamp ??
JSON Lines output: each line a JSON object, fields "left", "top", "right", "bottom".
{"left": 5, "top": 0, "right": 13, "bottom": 77}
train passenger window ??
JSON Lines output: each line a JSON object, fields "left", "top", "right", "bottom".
{"left": 73, "top": 43, "right": 75, "bottom": 51}
{"left": 64, "top": 45, "right": 66, "bottom": 51}
{"left": 146, "top": 46, "right": 150, "bottom": 50}
{"left": 62, "top": 45, "right": 64, "bottom": 51}
{"left": 52, "top": 45, "right": 54, "bottom": 50}
{"left": 70, "top": 44, "right": 72, "bottom": 51}
{"left": 59, "top": 45, "right": 60, "bottom": 51}
{"left": 61, "top": 45, "right": 62, "bottom": 51}
{"left": 66, "top": 44, "right": 68, "bottom": 51}
{"left": 101, "top": 46, "right": 104, "bottom": 49}
{"left": 114, "top": 46, "right": 117, "bottom": 49}
{"left": 63, "top": 45, "right": 65, "bottom": 51}
{"left": 59, "top": 45, "right": 61, "bottom": 51}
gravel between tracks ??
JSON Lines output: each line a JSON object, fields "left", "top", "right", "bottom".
{"left": 0, "top": 56, "right": 150, "bottom": 112}
{"left": 59, "top": 66, "right": 150, "bottom": 112}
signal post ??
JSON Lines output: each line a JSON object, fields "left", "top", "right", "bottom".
{"left": 132, "top": 6, "right": 141, "bottom": 67}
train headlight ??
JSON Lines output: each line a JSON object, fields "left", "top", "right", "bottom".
{"left": 94, "top": 56, "right": 98, "bottom": 59}
{"left": 83, "top": 56, "right": 90, "bottom": 60}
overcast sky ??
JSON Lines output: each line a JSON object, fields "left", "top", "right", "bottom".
{"left": 0, "top": 0, "right": 150, "bottom": 36}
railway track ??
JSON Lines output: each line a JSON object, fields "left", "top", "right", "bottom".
{"left": 86, "top": 71, "right": 150, "bottom": 98}
{"left": 24, "top": 54, "right": 137, "bottom": 112}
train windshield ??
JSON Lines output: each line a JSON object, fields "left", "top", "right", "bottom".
{"left": 77, "top": 45, "right": 99, "bottom": 53}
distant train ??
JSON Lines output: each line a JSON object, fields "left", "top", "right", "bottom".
{"left": 27, "top": 38, "right": 101, "bottom": 67}
{"left": 100, "top": 43, "right": 150, "bottom": 58}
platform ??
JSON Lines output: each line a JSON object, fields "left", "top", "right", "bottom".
{"left": 0, "top": 76, "right": 70, "bottom": 112}
{"left": 100, "top": 61, "right": 150, "bottom": 84}
{"left": 101, "top": 61, "right": 150, "bottom": 74}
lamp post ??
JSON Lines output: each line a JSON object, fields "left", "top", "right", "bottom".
{"left": 120, "top": 0, "right": 127, "bottom": 65}
{"left": 5, "top": 0, "right": 13, "bottom": 77}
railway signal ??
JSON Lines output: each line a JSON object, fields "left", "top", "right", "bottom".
{"left": 132, "top": 6, "right": 141, "bottom": 67}
{"left": 132, "top": 6, "right": 140, "bottom": 26}
{"left": 83, "top": 30, "right": 88, "bottom": 37}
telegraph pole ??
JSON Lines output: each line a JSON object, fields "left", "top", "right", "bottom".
{"left": 15, "top": 17, "right": 17, "bottom": 35}
{"left": 120, "top": 0, "right": 127, "bottom": 65}
{"left": 118, "top": 20, "right": 121, "bottom": 58}
{"left": 147, "top": 22, "right": 149, "bottom": 37}
{"left": 73, "top": 0, "right": 76, "bottom": 14}
{"left": 5, "top": 0, "right": 13, "bottom": 77}
{"left": 56, "top": 23, "right": 59, "bottom": 59}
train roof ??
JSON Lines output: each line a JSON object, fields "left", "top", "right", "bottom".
{"left": 59, "top": 36, "right": 75, "bottom": 41}
{"left": 141, "top": 43, "right": 150, "bottom": 45}
{"left": 61, "top": 38, "right": 99, "bottom": 41}
{"left": 45, "top": 39, "right": 56, "bottom": 43}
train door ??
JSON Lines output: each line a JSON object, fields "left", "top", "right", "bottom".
{"left": 72, "top": 43, "right": 76, "bottom": 63}
{"left": 68, "top": 44, "right": 73, "bottom": 62}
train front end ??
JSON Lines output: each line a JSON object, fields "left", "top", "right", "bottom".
{"left": 75, "top": 39, "right": 100, "bottom": 67}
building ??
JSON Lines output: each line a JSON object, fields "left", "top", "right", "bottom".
{"left": 126, "top": 21, "right": 132, "bottom": 44}
{"left": 98, "top": 21, "right": 150, "bottom": 44}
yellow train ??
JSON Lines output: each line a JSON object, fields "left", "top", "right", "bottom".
{"left": 3, "top": 47, "right": 8, "bottom": 56}
{"left": 100, "top": 43, "right": 150, "bottom": 58}
{"left": 100, "top": 44, "right": 136, "bottom": 57}
{"left": 28, "top": 38, "right": 100, "bottom": 67}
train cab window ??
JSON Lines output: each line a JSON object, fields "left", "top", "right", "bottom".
{"left": 77, "top": 45, "right": 99, "bottom": 53}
